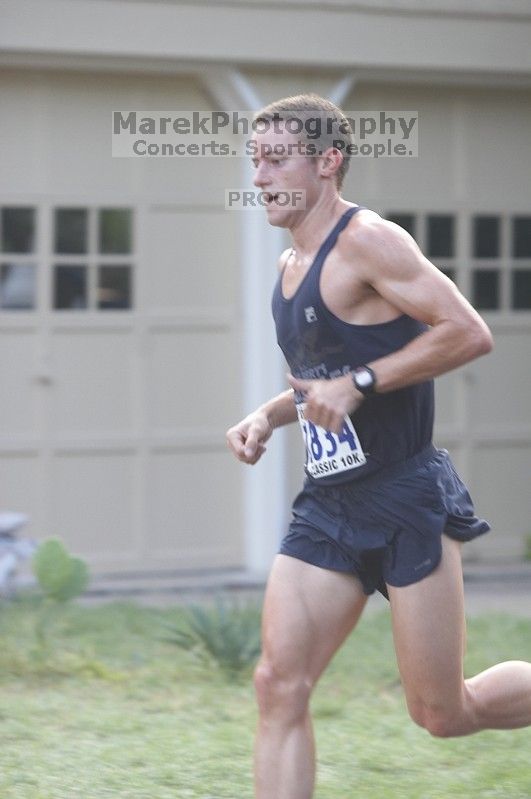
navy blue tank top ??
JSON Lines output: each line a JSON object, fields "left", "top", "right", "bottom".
{"left": 271, "top": 205, "right": 434, "bottom": 485}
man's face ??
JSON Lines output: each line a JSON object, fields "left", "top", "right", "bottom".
{"left": 250, "top": 128, "right": 320, "bottom": 227}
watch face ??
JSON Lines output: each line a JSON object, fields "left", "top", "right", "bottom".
{"left": 356, "top": 369, "right": 373, "bottom": 388}
{"left": 353, "top": 367, "right": 376, "bottom": 395}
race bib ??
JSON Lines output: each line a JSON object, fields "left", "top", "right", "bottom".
{"left": 296, "top": 403, "right": 366, "bottom": 479}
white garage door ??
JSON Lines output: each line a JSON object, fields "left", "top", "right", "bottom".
{"left": 0, "top": 69, "right": 244, "bottom": 573}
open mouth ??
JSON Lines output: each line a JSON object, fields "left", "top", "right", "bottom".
{"left": 265, "top": 192, "right": 280, "bottom": 205}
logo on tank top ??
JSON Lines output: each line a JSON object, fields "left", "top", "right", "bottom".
{"left": 304, "top": 306, "right": 318, "bottom": 323}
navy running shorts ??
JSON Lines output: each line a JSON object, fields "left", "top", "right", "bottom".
{"left": 279, "top": 444, "right": 490, "bottom": 599}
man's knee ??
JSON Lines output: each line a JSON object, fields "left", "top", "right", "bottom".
{"left": 254, "top": 659, "right": 313, "bottom": 722}
{"left": 408, "top": 680, "right": 479, "bottom": 737}
{"left": 422, "top": 710, "right": 459, "bottom": 739}
{"left": 407, "top": 698, "right": 465, "bottom": 738}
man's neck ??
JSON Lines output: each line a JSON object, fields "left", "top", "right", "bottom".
{"left": 289, "top": 196, "right": 351, "bottom": 259}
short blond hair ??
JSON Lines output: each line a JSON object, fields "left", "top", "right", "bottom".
{"left": 253, "top": 93, "right": 353, "bottom": 191}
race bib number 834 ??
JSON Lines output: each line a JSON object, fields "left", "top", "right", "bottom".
{"left": 296, "top": 403, "right": 366, "bottom": 479}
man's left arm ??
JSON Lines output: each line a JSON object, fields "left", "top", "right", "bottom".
{"left": 289, "top": 219, "right": 493, "bottom": 433}
{"left": 357, "top": 219, "right": 493, "bottom": 392}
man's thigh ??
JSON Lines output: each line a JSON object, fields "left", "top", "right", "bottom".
{"left": 387, "top": 535, "right": 467, "bottom": 712}
{"left": 261, "top": 554, "right": 368, "bottom": 683}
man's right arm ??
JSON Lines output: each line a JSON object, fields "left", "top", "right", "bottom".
{"left": 226, "top": 389, "right": 297, "bottom": 465}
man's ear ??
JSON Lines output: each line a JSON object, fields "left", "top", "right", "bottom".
{"left": 318, "top": 147, "right": 343, "bottom": 180}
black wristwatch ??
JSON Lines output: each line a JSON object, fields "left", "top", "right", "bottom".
{"left": 351, "top": 365, "right": 377, "bottom": 396}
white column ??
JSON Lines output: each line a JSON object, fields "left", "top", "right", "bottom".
{"left": 327, "top": 75, "right": 357, "bottom": 106}
{"left": 200, "top": 68, "right": 288, "bottom": 576}
{"left": 239, "top": 192, "right": 288, "bottom": 574}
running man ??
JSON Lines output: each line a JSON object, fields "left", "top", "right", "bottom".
{"left": 225, "top": 94, "right": 531, "bottom": 799}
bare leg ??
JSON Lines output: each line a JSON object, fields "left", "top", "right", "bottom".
{"left": 388, "top": 534, "right": 531, "bottom": 737}
{"left": 254, "top": 554, "right": 368, "bottom": 799}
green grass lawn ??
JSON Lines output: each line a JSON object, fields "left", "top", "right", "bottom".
{"left": 0, "top": 597, "right": 530, "bottom": 799}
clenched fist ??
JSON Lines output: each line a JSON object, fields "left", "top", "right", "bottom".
{"left": 287, "top": 373, "right": 363, "bottom": 434}
{"left": 226, "top": 410, "right": 273, "bottom": 465}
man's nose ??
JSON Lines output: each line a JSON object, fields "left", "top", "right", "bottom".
{"left": 253, "top": 162, "right": 270, "bottom": 187}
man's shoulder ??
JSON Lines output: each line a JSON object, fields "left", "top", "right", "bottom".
{"left": 339, "top": 207, "right": 420, "bottom": 273}
{"left": 343, "top": 208, "right": 411, "bottom": 251}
